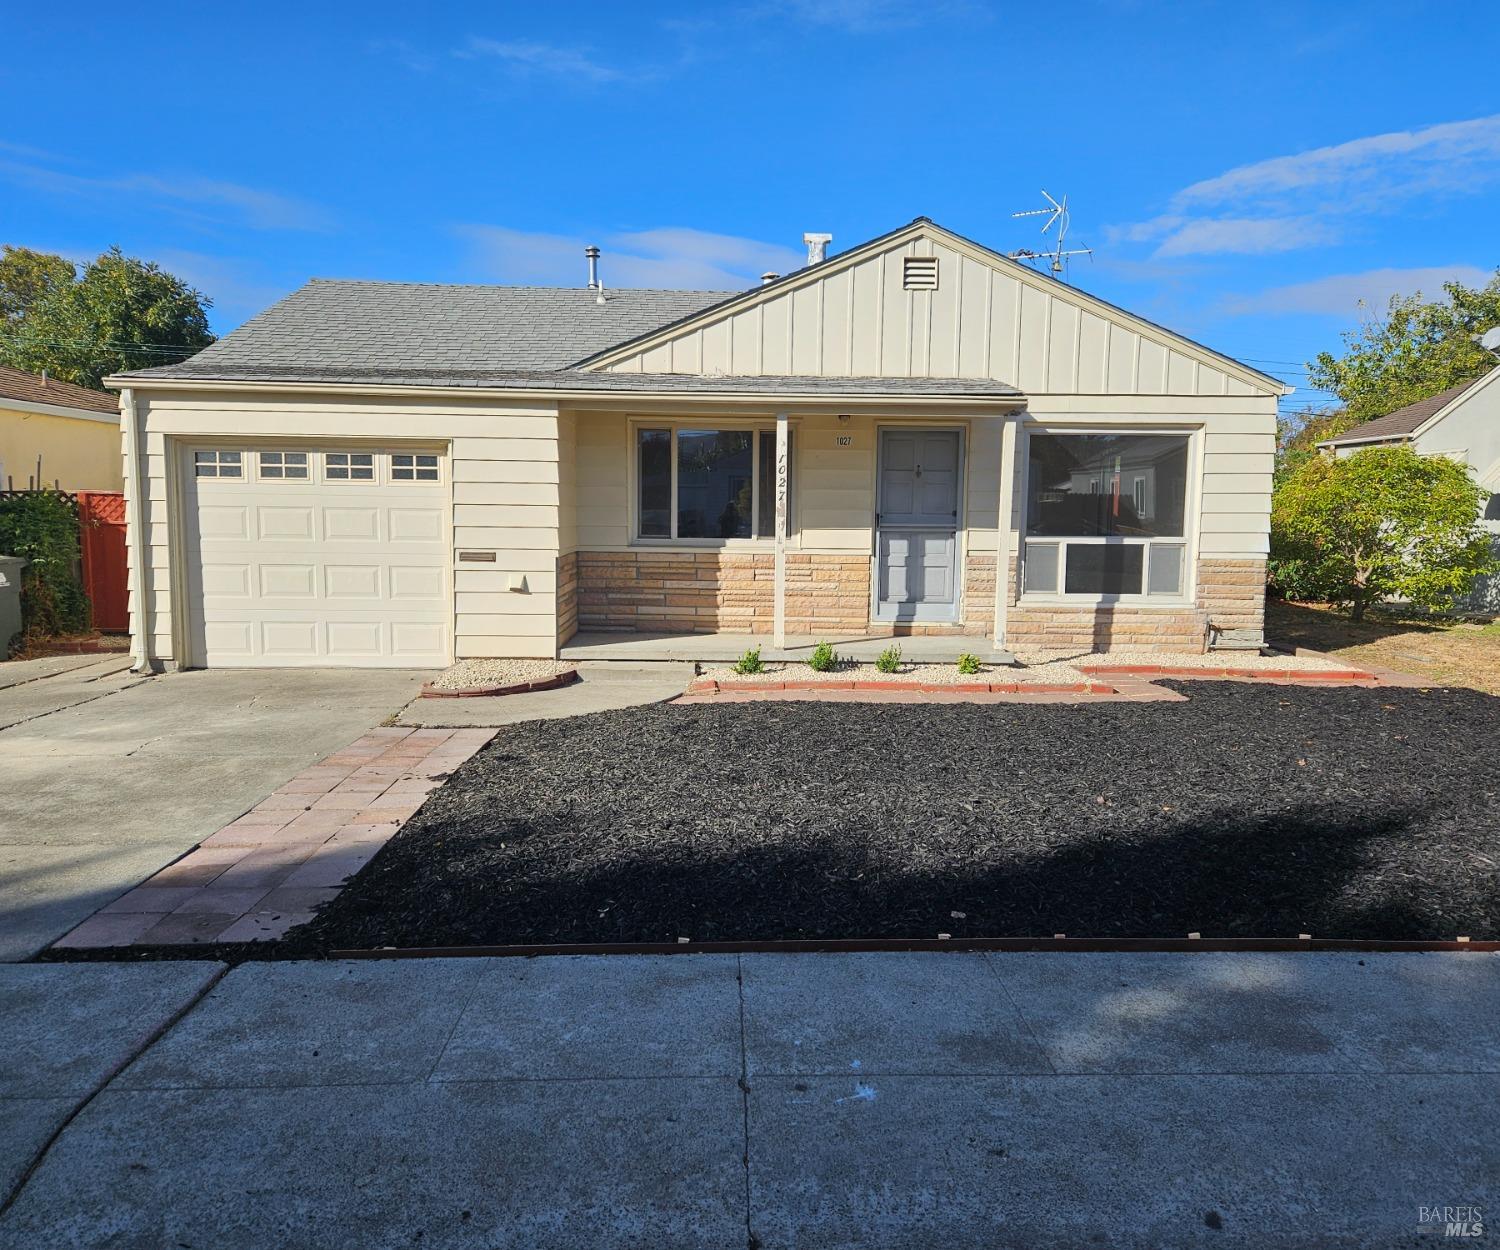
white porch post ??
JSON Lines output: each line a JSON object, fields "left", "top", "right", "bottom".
{"left": 119, "top": 386, "right": 153, "bottom": 673}
{"left": 992, "top": 412, "right": 1019, "bottom": 649}
{"left": 773, "top": 411, "right": 789, "bottom": 649}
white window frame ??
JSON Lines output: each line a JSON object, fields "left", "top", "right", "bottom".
{"left": 629, "top": 419, "right": 794, "bottom": 547}
{"left": 1018, "top": 424, "right": 1201, "bottom": 605}
{"left": 322, "top": 451, "right": 377, "bottom": 483}
{"left": 256, "top": 450, "right": 310, "bottom": 482}
{"left": 390, "top": 452, "right": 441, "bottom": 482}
{"left": 193, "top": 450, "right": 243, "bottom": 479}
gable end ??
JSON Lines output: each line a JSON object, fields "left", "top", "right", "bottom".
{"left": 582, "top": 220, "right": 1283, "bottom": 398}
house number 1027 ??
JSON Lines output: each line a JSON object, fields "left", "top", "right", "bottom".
{"left": 835, "top": 435, "right": 853, "bottom": 447}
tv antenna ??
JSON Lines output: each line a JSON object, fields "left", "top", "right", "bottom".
{"left": 1009, "top": 190, "right": 1092, "bottom": 279}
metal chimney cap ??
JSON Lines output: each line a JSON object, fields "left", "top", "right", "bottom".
{"left": 803, "top": 232, "right": 833, "bottom": 265}
{"left": 761, "top": 272, "right": 780, "bottom": 285}
{"left": 584, "top": 245, "right": 600, "bottom": 258}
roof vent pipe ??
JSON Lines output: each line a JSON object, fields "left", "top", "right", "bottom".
{"left": 803, "top": 232, "right": 832, "bottom": 265}
{"left": 761, "top": 272, "right": 779, "bottom": 285}
{"left": 584, "top": 245, "right": 601, "bottom": 290}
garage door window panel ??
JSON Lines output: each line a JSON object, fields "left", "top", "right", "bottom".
{"left": 194, "top": 450, "right": 242, "bottom": 479}
{"left": 325, "top": 452, "right": 375, "bottom": 482}
{"left": 391, "top": 454, "right": 439, "bottom": 482}
{"left": 258, "top": 451, "right": 309, "bottom": 480}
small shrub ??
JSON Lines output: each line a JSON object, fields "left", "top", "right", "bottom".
{"left": 807, "top": 641, "right": 838, "bottom": 672}
{"left": 875, "top": 644, "right": 902, "bottom": 674}
{"left": 734, "top": 645, "right": 763, "bottom": 675}
{"left": 956, "top": 652, "right": 982, "bottom": 676}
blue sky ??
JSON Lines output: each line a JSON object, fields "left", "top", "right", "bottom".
{"left": 3, "top": 1, "right": 1498, "bottom": 413}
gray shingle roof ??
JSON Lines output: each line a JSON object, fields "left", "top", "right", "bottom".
{"left": 117, "top": 361, "right": 1019, "bottom": 398}
{"left": 114, "top": 275, "right": 1021, "bottom": 398}
{"left": 140, "top": 280, "right": 742, "bottom": 377}
{"left": 1322, "top": 372, "right": 1493, "bottom": 445}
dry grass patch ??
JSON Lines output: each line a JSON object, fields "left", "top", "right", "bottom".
{"left": 1267, "top": 600, "right": 1500, "bottom": 694}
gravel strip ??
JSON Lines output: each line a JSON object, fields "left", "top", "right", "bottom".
{"left": 704, "top": 660, "right": 1087, "bottom": 686}
{"left": 425, "top": 658, "right": 576, "bottom": 691}
{"left": 256, "top": 682, "right": 1500, "bottom": 949}
{"left": 1021, "top": 647, "right": 1356, "bottom": 672}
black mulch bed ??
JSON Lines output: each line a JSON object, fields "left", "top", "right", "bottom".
{"left": 42, "top": 682, "right": 1500, "bottom": 961}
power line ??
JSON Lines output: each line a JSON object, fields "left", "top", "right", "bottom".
{"left": 0, "top": 332, "right": 203, "bottom": 357}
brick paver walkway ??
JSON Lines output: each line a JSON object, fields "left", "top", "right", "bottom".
{"left": 53, "top": 727, "right": 495, "bottom": 949}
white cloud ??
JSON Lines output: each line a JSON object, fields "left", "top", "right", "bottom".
{"left": 1222, "top": 265, "right": 1495, "bottom": 317}
{"left": 457, "top": 225, "right": 806, "bottom": 290}
{"left": 0, "top": 156, "right": 334, "bottom": 232}
{"left": 766, "top": 0, "right": 977, "bottom": 30}
{"left": 1179, "top": 115, "right": 1500, "bottom": 210}
{"left": 1151, "top": 216, "right": 1341, "bottom": 259}
{"left": 456, "top": 37, "right": 632, "bottom": 84}
{"left": 1110, "top": 114, "right": 1500, "bottom": 258}
{"left": 150, "top": 250, "right": 293, "bottom": 325}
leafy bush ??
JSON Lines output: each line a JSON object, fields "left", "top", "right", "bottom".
{"left": 874, "top": 643, "right": 902, "bottom": 674}
{"left": 807, "top": 641, "right": 838, "bottom": 672}
{"left": 956, "top": 652, "right": 982, "bottom": 676}
{"left": 734, "top": 645, "right": 763, "bottom": 675}
{"left": 1270, "top": 445, "right": 1497, "bottom": 620}
{"left": 0, "top": 492, "right": 90, "bottom": 647}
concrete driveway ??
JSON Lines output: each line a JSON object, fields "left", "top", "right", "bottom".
{"left": 1, "top": 951, "right": 1496, "bottom": 1248}
{"left": 0, "top": 659, "right": 427, "bottom": 960}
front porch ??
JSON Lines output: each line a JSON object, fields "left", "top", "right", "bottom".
{"left": 560, "top": 629, "right": 1016, "bottom": 665}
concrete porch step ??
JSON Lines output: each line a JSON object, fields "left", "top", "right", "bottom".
{"left": 561, "top": 631, "right": 1017, "bottom": 666}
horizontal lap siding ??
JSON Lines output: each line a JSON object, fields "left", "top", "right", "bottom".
{"left": 132, "top": 391, "right": 564, "bottom": 665}
{"left": 450, "top": 409, "right": 562, "bottom": 659}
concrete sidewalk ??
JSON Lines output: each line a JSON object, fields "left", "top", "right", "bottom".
{"left": 0, "top": 665, "right": 428, "bottom": 959}
{"left": 1, "top": 951, "right": 1495, "bottom": 1248}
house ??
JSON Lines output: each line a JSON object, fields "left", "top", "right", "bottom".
{"left": 1319, "top": 362, "right": 1500, "bottom": 612}
{"left": 107, "top": 218, "right": 1285, "bottom": 670}
{"left": 0, "top": 367, "right": 122, "bottom": 492}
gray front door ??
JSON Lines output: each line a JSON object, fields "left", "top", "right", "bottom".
{"left": 875, "top": 428, "right": 961, "bottom": 622}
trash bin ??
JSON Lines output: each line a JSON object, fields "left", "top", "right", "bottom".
{"left": 0, "top": 555, "right": 26, "bottom": 655}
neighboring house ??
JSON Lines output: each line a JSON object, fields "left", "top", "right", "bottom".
{"left": 1319, "top": 364, "right": 1500, "bottom": 613}
{"left": 107, "top": 218, "right": 1285, "bottom": 670}
{"left": 0, "top": 367, "right": 122, "bottom": 492}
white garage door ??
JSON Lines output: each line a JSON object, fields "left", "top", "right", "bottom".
{"left": 184, "top": 446, "right": 449, "bottom": 668}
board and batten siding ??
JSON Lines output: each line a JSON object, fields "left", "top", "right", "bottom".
{"left": 602, "top": 232, "right": 1275, "bottom": 401}
{"left": 126, "top": 390, "right": 565, "bottom": 665}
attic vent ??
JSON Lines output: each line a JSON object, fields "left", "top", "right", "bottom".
{"left": 903, "top": 256, "right": 939, "bottom": 291}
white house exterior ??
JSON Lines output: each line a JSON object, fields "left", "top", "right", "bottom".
{"left": 1320, "top": 363, "right": 1500, "bottom": 612}
{"left": 108, "top": 219, "right": 1285, "bottom": 670}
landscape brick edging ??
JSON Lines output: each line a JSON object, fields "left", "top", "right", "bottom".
{"left": 420, "top": 669, "right": 580, "bottom": 699}
{"left": 1078, "top": 664, "right": 1376, "bottom": 682}
{"left": 686, "top": 678, "right": 1117, "bottom": 695}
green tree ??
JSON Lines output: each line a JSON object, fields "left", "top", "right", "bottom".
{"left": 1276, "top": 405, "right": 1364, "bottom": 485}
{"left": 1307, "top": 272, "right": 1500, "bottom": 423}
{"left": 0, "top": 246, "right": 75, "bottom": 324}
{"left": 0, "top": 246, "right": 214, "bottom": 388}
{"left": 1270, "top": 446, "right": 1495, "bottom": 621}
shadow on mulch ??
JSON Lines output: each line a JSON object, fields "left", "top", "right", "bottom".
{"left": 40, "top": 681, "right": 1500, "bottom": 962}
